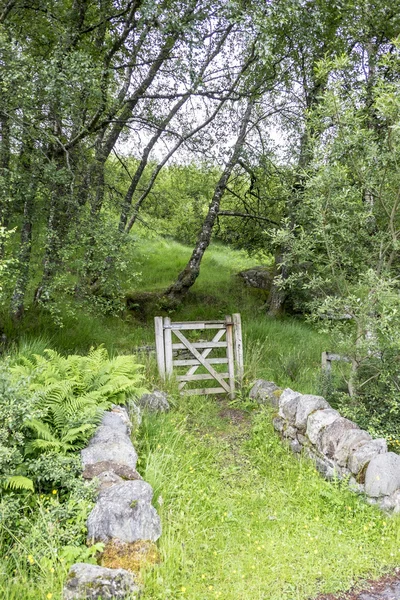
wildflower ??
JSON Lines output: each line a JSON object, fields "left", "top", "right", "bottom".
{"left": 201, "top": 574, "right": 206, "bottom": 579}
{"left": 50, "top": 567, "right": 55, "bottom": 573}
{"left": 52, "top": 490, "right": 57, "bottom": 495}
{"left": 28, "top": 555, "right": 34, "bottom": 564}
{"left": 46, "top": 594, "right": 53, "bottom": 599}
{"left": 181, "top": 586, "right": 186, "bottom": 593}
{"left": 208, "top": 585, "right": 213, "bottom": 590}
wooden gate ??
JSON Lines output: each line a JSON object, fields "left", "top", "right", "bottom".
{"left": 154, "top": 314, "right": 243, "bottom": 398}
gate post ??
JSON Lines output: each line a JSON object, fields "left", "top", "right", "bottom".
{"left": 163, "top": 316, "right": 173, "bottom": 378}
{"left": 154, "top": 316, "right": 165, "bottom": 381}
{"left": 225, "top": 315, "right": 236, "bottom": 400}
{"left": 232, "top": 313, "right": 244, "bottom": 383}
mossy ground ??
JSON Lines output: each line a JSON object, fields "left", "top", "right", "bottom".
{"left": 101, "top": 540, "right": 160, "bottom": 575}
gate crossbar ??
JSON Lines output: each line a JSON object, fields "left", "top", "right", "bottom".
{"left": 154, "top": 314, "right": 243, "bottom": 398}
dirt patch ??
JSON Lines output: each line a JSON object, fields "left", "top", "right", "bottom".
{"left": 218, "top": 407, "right": 248, "bottom": 425}
{"left": 314, "top": 569, "right": 400, "bottom": 600}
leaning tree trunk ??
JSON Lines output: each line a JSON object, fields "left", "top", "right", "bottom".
{"left": 165, "top": 101, "right": 254, "bottom": 302}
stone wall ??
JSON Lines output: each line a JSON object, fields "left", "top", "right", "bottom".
{"left": 63, "top": 401, "right": 164, "bottom": 600}
{"left": 250, "top": 380, "right": 400, "bottom": 514}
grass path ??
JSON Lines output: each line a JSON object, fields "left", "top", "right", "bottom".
{"left": 137, "top": 395, "right": 400, "bottom": 600}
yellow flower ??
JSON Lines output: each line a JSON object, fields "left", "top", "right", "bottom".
{"left": 50, "top": 567, "right": 55, "bottom": 573}
{"left": 28, "top": 555, "right": 34, "bottom": 564}
{"left": 46, "top": 594, "right": 53, "bottom": 599}
{"left": 52, "top": 490, "right": 57, "bottom": 495}
{"left": 208, "top": 585, "right": 213, "bottom": 590}
{"left": 181, "top": 586, "right": 186, "bottom": 593}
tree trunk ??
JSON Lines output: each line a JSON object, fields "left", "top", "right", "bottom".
{"left": 266, "top": 252, "right": 287, "bottom": 317}
{"left": 0, "top": 111, "right": 10, "bottom": 258}
{"left": 9, "top": 130, "right": 37, "bottom": 318}
{"left": 165, "top": 101, "right": 254, "bottom": 301}
{"left": 34, "top": 145, "right": 71, "bottom": 303}
{"left": 10, "top": 194, "right": 34, "bottom": 320}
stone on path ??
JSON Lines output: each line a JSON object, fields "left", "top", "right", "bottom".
{"left": 294, "top": 395, "right": 330, "bottom": 431}
{"left": 82, "top": 460, "right": 142, "bottom": 482}
{"left": 238, "top": 266, "right": 272, "bottom": 290}
{"left": 365, "top": 452, "right": 400, "bottom": 498}
{"left": 137, "top": 390, "right": 170, "bottom": 412}
{"left": 306, "top": 408, "right": 340, "bottom": 445}
{"left": 333, "top": 429, "right": 372, "bottom": 468}
{"left": 87, "top": 480, "right": 162, "bottom": 544}
{"left": 278, "top": 388, "right": 302, "bottom": 423}
{"left": 63, "top": 563, "right": 139, "bottom": 599}
{"left": 81, "top": 440, "right": 138, "bottom": 471}
{"left": 249, "top": 380, "right": 281, "bottom": 407}
{"left": 316, "top": 417, "right": 359, "bottom": 458}
{"left": 348, "top": 439, "right": 387, "bottom": 477}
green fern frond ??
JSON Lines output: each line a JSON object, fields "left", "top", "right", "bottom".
{"left": 4, "top": 475, "right": 34, "bottom": 492}
{"left": 25, "top": 438, "right": 63, "bottom": 454}
{"left": 25, "top": 419, "right": 58, "bottom": 442}
{"left": 61, "top": 423, "right": 95, "bottom": 444}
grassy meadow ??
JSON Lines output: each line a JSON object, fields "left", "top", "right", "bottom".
{"left": 1, "top": 234, "right": 399, "bottom": 600}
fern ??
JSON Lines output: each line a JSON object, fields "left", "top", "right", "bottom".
{"left": 10, "top": 345, "right": 146, "bottom": 457}
{"left": 4, "top": 475, "right": 34, "bottom": 492}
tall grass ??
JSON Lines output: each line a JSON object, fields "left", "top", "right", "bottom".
{"left": 5, "top": 234, "right": 329, "bottom": 396}
{"left": 1, "top": 235, "right": 399, "bottom": 599}
{"left": 136, "top": 396, "right": 400, "bottom": 600}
